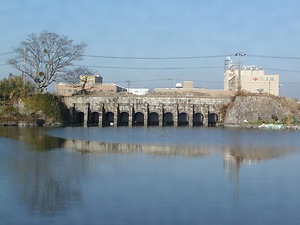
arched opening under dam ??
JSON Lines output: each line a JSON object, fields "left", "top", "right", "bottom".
{"left": 163, "top": 112, "right": 174, "bottom": 126}
{"left": 119, "top": 112, "right": 129, "bottom": 126}
{"left": 89, "top": 112, "right": 99, "bottom": 125}
{"left": 75, "top": 112, "right": 84, "bottom": 125}
{"left": 178, "top": 112, "right": 188, "bottom": 126}
{"left": 193, "top": 113, "right": 204, "bottom": 126}
{"left": 133, "top": 112, "right": 144, "bottom": 126}
{"left": 103, "top": 112, "right": 114, "bottom": 127}
{"left": 148, "top": 112, "right": 159, "bottom": 126}
{"left": 208, "top": 113, "right": 218, "bottom": 127}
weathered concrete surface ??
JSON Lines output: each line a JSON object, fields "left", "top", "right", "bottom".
{"left": 62, "top": 94, "right": 231, "bottom": 127}
{"left": 224, "top": 96, "right": 299, "bottom": 126}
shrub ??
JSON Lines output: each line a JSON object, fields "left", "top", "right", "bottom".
{"left": 22, "top": 93, "right": 69, "bottom": 123}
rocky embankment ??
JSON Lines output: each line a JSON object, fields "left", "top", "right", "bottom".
{"left": 224, "top": 95, "right": 300, "bottom": 129}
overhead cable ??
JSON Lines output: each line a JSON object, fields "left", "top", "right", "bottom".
{"left": 74, "top": 64, "right": 224, "bottom": 70}
{"left": 83, "top": 54, "right": 229, "bottom": 60}
{"left": 247, "top": 54, "right": 300, "bottom": 60}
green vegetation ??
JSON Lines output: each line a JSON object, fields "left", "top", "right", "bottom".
{"left": 0, "top": 75, "right": 34, "bottom": 102}
{"left": 0, "top": 76, "right": 34, "bottom": 124}
{"left": 0, "top": 76, "right": 68, "bottom": 125}
{"left": 22, "top": 93, "right": 69, "bottom": 123}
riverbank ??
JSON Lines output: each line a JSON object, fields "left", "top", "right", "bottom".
{"left": 225, "top": 123, "right": 300, "bottom": 130}
{"left": 1, "top": 121, "right": 299, "bottom": 130}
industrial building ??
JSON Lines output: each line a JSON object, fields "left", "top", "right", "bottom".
{"left": 224, "top": 57, "right": 279, "bottom": 96}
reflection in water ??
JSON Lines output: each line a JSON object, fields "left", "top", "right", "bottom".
{"left": 63, "top": 138, "right": 293, "bottom": 196}
{"left": 13, "top": 154, "right": 84, "bottom": 216}
{"left": 0, "top": 126, "right": 296, "bottom": 218}
{"left": 0, "top": 126, "right": 65, "bottom": 151}
{"left": 0, "top": 127, "right": 84, "bottom": 217}
{"left": 222, "top": 145, "right": 291, "bottom": 196}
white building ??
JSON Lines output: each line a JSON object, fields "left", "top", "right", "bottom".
{"left": 127, "top": 88, "right": 150, "bottom": 95}
{"left": 224, "top": 57, "right": 280, "bottom": 96}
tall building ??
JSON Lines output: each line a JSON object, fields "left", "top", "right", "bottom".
{"left": 224, "top": 57, "right": 279, "bottom": 96}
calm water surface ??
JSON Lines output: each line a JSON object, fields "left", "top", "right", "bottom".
{"left": 0, "top": 126, "right": 300, "bottom": 225}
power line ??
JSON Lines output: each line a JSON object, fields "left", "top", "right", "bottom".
{"left": 110, "top": 78, "right": 170, "bottom": 83}
{"left": 0, "top": 52, "right": 14, "bottom": 56}
{"left": 74, "top": 64, "right": 224, "bottom": 70}
{"left": 110, "top": 78, "right": 300, "bottom": 85}
{"left": 247, "top": 54, "right": 300, "bottom": 60}
{"left": 0, "top": 62, "right": 11, "bottom": 66}
{"left": 264, "top": 68, "right": 300, "bottom": 73}
{"left": 83, "top": 54, "right": 229, "bottom": 60}
{"left": 3, "top": 51, "right": 300, "bottom": 60}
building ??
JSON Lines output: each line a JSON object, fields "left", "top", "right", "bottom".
{"left": 224, "top": 57, "right": 279, "bottom": 96}
{"left": 56, "top": 74, "right": 126, "bottom": 96}
{"left": 153, "top": 80, "right": 234, "bottom": 98}
{"left": 127, "top": 88, "right": 150, "bottom": 95}
{"left": 79, "top": 74, "right": 103, "bottom": 85}
{"left": 154, "top": 80, "right": 206, "bottom": 93}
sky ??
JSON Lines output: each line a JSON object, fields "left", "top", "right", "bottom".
{"left": 0, "top": 0, "right": 300, "bottom": 97}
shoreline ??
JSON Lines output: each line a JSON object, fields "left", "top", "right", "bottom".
{"left": 1, "top": 121, "right": 299, "bottom": 130}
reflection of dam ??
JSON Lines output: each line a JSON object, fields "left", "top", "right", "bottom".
{"left": 63, "top": 139, "right": 213, "bottom": 156}
{"left": 0, "top": 127, "right": 294, "bottom": 161}
{"left": 63, "top": 138, "right": 293, "bottom": 161}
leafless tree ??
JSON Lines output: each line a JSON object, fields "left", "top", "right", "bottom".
{"left": 61, "top": 66, "right": 97, "bottom": 95}
{"left": 8, "top": 30, "right": 87, "bottom": 92}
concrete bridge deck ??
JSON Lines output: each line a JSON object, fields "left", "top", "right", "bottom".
{"left": 62, "top": 94, "right": 231, "bottom": 127}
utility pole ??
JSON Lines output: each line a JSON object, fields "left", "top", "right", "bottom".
{"left": 168, "top": 78, "right": 171, "bottom": 88}
{"left": 235, "top": 52, "right": 246, "bottom": 92}
{"left": 126, "top": 80, "right": 130, "bottom": 93}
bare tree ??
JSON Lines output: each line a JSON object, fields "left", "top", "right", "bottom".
{"left": 8, "top": 30, "right": 87, "bottom": 92}
{"left": 61, "top": 66, "right": 97, "bottom": 95}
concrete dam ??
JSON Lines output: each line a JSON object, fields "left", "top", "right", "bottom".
{"left": 62, "top": 94, "right": 231, "bottom": 127}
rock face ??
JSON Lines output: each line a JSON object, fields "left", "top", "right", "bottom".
{"left": 224, "top": 96, "right": 297, "bottom": 126}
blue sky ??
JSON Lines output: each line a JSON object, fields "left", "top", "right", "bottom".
{"left": 0, "top": 0, "right": 299, "bottom": 97}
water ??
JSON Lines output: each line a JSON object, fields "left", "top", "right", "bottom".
{"left": 0, "top": 126, "right": 300, "bottom": 225}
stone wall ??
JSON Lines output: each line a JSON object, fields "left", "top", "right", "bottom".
{"left": 62, "top": 95, "right": 231, "bottom": 127}
{"left": 224, "top": 96, "right": 297, "bottom": 126}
